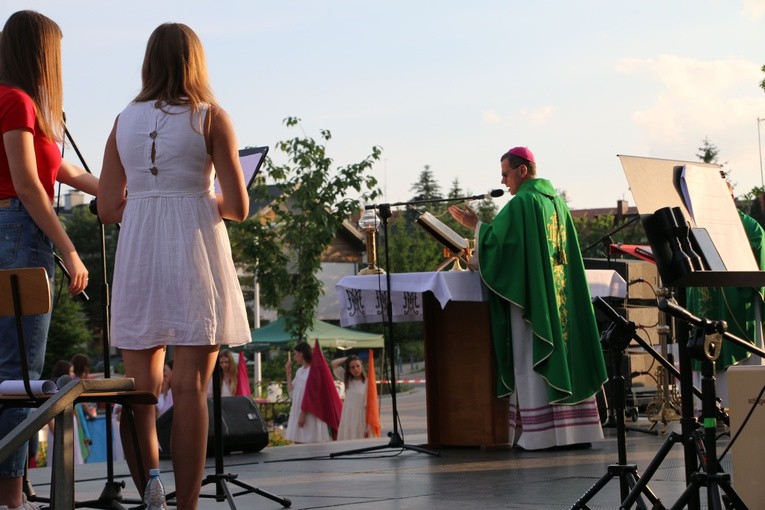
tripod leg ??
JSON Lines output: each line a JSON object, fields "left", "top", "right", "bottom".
{"left": 717, "top": 476, "right": 749, "bottom": 510}
{"left": 621, "top": 431, "right": 682, "bottom": 509}
{"left": 570, "top": 470, "right": 617, "bottom": 509}
{"left": 228, "top": 478, "right": 292, "bottom": 507}
{"left": 624, "top": 470, "right": 664, "bottom": 510}
{"left": 188, "top": 361, "right": 290, "bottom": 509}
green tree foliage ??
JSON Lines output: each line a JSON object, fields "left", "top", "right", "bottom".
{"left": 230, "top": 117, "right": 381, "bottom": 340}
{"left": 447, "top": 178, "right": 463, "bottom": 199}
{"left": 697, "top": 137, "right": 719, "bottom": 164}
{"left": 410, "top": 165, "right": 442, "bottom": 201}
{"left": 46, "top": 284, "right": 92, "bottom": 378}
{"left": 59, "top": 205, "right": 119, "bottom": 335}
{"left": 574, "top": 214, "right": 647, "bottom": 259}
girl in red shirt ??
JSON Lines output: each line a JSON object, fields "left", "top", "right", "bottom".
{"left": 0, "top": 11, "right": 97, "bottom": 509}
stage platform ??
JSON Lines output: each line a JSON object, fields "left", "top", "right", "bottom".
{"left": 26, "top": 385, "right": 733, "bottom": 509}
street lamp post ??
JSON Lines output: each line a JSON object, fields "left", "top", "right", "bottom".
{"left": 758, "top": 118, "right": 764, "bottom": 189}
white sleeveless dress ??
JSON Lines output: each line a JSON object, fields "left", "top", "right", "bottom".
{"left": 110, "top": 101, "right": 250, "bottom": 349}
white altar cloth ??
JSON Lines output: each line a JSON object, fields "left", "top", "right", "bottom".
{"left": 336, "top": 269, "right": 626, "bottom": 327}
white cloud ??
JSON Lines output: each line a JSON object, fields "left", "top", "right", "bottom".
{"left": 742, "top": 0, "right": 765, "bottom": 20}
{"left": 482, "top": 110, "right": 502, "bottom": 124}
{"left": 614, "top": 54, "right": 765, "bottom": 194}
{"left": 616, "top": 55, "right": 765, "bottom": 146}
{"left": 519, "top": 104, "right": 556, "bottom": 126}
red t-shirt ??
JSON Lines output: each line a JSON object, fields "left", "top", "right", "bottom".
{"left": 0, "top": 84, "right": 61, "bottom": 201}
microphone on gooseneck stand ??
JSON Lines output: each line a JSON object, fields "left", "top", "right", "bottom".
{"left": 364, "top": 189, "right": 505, "bottom": 210}
{"left": 465, "top": 189, "right": 505, "bottom": 200}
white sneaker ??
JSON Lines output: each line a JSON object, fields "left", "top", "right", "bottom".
{"left": 1, "top": 495, "right": 40, "bottom": 510}
{"left": 18, "top": 494, "right": 41, "bottom": 510}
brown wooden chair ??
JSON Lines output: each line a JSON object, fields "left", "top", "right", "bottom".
{"left": 0, "top": 267, "right": 156, "bottom": 510}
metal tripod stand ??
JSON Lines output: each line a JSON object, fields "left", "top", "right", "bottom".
{"left": 571, "top": 298, "right": 664, "bottom": 510}
{"left": 165, "top": 355, "right": 291, "bottom": 509}
{"left": 621, "top": 298, "right": 765, "bottom": 510}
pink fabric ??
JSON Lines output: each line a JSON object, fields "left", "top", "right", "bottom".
{"left": 506, "top": 146, "right": 535, "bottom": 163}
{"left": 302, "top": 339, "right": 343, "bottom": 439}
{"left": 235, "top": 351, "right": 251, "bottom": 396}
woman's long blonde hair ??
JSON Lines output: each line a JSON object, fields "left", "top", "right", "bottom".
{"left": 218, "top": 349, "right": 238, "bottom": 395}
{"left": 135, "top": 23, "right": 217, "bottom": 133}
{"left": 0, "top": 10, "right": 64, "bottom": 142}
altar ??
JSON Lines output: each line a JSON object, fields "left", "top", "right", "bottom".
{"left": 336, "top": 270, "right": 626, "bottom": 449}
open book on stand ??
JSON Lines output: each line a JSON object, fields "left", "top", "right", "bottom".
{"left": 416, "top": 212, "right": 469, "bottom": 254}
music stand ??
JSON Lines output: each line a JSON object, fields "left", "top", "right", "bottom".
{"left": 617, "top": 155, "right": 765, "bottom": 510}
{"left": 165, "top": 350, "right": 291, "bottom": 509}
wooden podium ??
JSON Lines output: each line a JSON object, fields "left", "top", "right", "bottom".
{"left": 422, "top": 293, "right": 509, "bottom": 449}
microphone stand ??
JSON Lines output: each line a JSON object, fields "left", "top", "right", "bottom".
{"left": 331, "top": 203, "right": 440, "bottom": 458}
{"left": 363, "top": 190, "right": 504, "bottom": 210}
{"left": 53, "top": 126, "right": 138, "bottom": 509}
{"left": 333, "top": 192, "right": 504, "bottom": 458}
{"left": 582, "top": 214, "right": 641, "bottom": 258}
{"left": 619, "top": 299, "right": 765, "bottom": 510}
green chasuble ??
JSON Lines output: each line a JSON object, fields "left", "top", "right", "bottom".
{"left": 687, "top": 210, "right": 765, "bottom": 371}
{"left": 478, "top": 178, "right": 607, "bottom": 404}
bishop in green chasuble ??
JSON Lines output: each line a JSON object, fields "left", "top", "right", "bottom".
{"left": 449, "top": 146, "right": 607, "bottom": 449}
{"left": 478, "top": 177, "right": 607, "bottom": 404}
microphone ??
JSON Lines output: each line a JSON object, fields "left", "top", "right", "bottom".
{"left": 461, "top": 189, "right": 504, "bottom": 201}
{"left": 53, "top": 253, "right": 90, "bottom": 302}
{"left": 478, "top": 189, "right": 505, "bottom": 199}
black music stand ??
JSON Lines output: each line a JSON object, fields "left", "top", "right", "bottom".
{"left": 165, "top": 351, "right": 291, "bottom": 509}
{"left": 616, "top": 155, "right": 765, "bottom": 509}
{"left": 331, "top": 203, "right": 439, "bottom": 459}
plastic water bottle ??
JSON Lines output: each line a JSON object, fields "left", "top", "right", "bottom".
{"left": 144, "top": 468, "right": 167, "bottom": 510}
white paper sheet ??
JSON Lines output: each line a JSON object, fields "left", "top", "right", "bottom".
{"left": 680, "top": 164, "right": 757, "bottom": 271}
{"left": 0, "top": 379, "right": 57, "bottom": 397}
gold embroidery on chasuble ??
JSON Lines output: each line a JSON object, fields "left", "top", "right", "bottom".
{"left": 547, "top": 208, "right": 569, "bottom": 343}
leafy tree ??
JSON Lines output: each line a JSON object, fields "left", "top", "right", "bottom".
{"left": 410, "top": 165, "right": 441, "bottom": 201}
{"left": 59, "top": 205, "right": 119, "bottom": 337}
{"left": 697, "top": 137, "right": 719, "bottom": 164}
{"left": 447, "top": 178, "right": 463, "bottom": 199}
{"left": 574, "top": 214, "right": 647, "bottom": 258}
{"left": 231, "top": 117, "right": 381, "bottom": 340}
{"left": 46, "top": 283, "right": 92, "bottom": 377}
{"left": 476, "top": 196, "right": 498, "bottom": 223}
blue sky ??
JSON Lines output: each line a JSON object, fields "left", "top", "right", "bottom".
{"left": 5, "top": 1, "right": 765, "bottom": 210}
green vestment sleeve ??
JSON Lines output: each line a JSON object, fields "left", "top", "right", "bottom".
{"left": 687, "top": 210, "right": 765, "bottom": 370}
{"left": 478, "top": 179, "right": 607, "bottom": 404}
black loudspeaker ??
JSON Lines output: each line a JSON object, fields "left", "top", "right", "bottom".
{"left": 156, "top": 396, "right": 269, "bottom": 459}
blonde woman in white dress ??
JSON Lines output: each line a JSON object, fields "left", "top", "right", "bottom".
{"left": 98, "top": 23, "right": 250, "bottom": 508}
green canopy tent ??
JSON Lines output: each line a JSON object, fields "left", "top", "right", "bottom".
{"left": 242, "top": 317, "right": 384, "bottom": 352}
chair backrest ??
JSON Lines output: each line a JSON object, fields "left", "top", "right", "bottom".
{"left": 0, "top": 267, "right": 51, "bottom": 317}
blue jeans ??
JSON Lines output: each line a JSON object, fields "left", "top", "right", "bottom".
{"left": 0, "top": 198, "right": 54, "bottom": 478}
